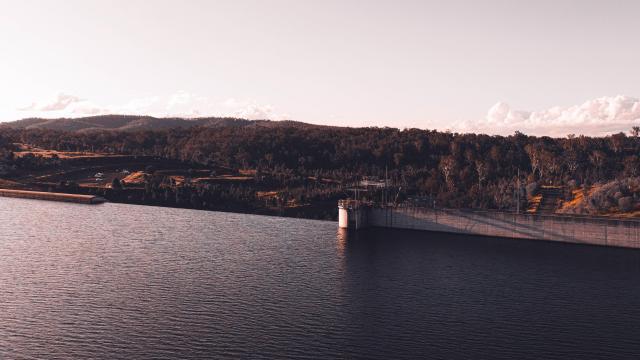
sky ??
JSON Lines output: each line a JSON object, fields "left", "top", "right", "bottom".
{"left": 0, "top": 0, "right": 639, "bottom": 136}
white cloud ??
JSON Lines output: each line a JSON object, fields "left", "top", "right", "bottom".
{"left": 15, "top": 92, "right": 289, "bottom": 121}
{"left": 114, "top": 96, "right": 160, "bottom": 115}
{"left": 166, "top": 90, "right": 195, "bottom": 110}
{"left": 22, "top": 93, "right": 639, "bottom": 136}
{"left": 234, "top": 103, "right": 274, "bottom": 120}
{"left": 70, "top": 103, "right": 106, "bottom": 115}
{"left": 454, "top": 95, "right": 640, "bottom": 137}
{"left": 222, "top": 98, "right": 288, "bottom": 120}
{"left": 19, "top": 93, "right": 85, "bottom": 112}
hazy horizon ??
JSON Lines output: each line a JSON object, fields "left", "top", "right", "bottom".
{"left": 1, "top": 0, "right": 639, "bottom": 136}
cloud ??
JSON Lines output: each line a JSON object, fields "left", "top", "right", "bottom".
{"left": 454, "top": 95, "right": 640, "bottom": 137}
{"left": 116, "top": 96, "right": 160, "bottom": 115}
{"left": 19, "top": 93, "right": 85, "bottom": 112}
{"left": 234, "top": 103, "right": 275, "bottom": 120}
{"left": 15, "top": 91, "right": 289, "bottom": 121}
{"left": 14, "top": 93, "right": 640, "bottom": 136}
{"left": 70, "top": 103, "right": 106, "bottom": 115}
{"left": 223, "top": 98, "right": 288, "bottom": 120}
{"left": 166, "top": 90, "right": 196, "bottom": 110}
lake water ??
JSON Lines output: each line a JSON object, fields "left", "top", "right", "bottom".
{"left": 1, "top": 197, "right": 640, "bottom": 359}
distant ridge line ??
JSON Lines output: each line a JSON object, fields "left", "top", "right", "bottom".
{"left": 1, "top": 115, "right": 332, "bottom": 132}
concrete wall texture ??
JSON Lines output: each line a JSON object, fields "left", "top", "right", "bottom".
{"left": 362, "top": 207, "right": 640, "bottom": 249}
{"left": 339, "top": 207, "right": 369, "bottom": 230}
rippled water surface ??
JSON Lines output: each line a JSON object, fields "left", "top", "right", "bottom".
{"left": 1, "top": 198, "right": 640, "bottom": 359}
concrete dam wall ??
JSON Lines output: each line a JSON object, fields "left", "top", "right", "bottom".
{"left": 339, "top": 203, "right": 640, "bottom": 249}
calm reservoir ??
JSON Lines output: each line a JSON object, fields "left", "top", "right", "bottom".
{"left": 1, "top": 197, "right": 640, "bottom": 359}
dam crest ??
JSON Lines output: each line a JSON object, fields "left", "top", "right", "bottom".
{"left": 338, "top": 200, "right": 640, "bottom": 249}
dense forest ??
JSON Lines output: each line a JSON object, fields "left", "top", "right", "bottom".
{"left": 2, "top": 119, "right": 640, "bottom": 216}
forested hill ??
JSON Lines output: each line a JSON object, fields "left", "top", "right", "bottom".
{"left": 2, "top": 115, "right": 324, "bottom": 132}
{"left": 1, "top": 117, "right": 640, "bottom": 214}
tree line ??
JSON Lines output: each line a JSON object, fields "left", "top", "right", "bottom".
{"left": 1, "top": 125, "right": 640, "bottom": 211}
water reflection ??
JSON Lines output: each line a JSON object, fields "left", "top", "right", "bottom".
{"left": 335, "top": 227, "right": 640, "bottom": 359}
{"left": 336, "top": 228, "right": 349, "bottom": 254}
{"left": 2, "top": 198, "right": 640, "bottom": 360}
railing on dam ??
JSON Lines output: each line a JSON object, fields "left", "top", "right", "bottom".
{"left": 338, "top": 199, "right": 373, "bottom": 210}
{"left": 383, "top": 206, "right": 640, "bottom": 249}
{"left": 393, "top": 203, "right": 640, "bottom": 226}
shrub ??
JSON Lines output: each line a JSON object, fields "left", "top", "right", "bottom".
{"left": 618, "top": 196, "right": 634, "bottom": 212}
{"left": 526, "top": 182, "right": 539, "bottom": 197}
{"left": 567, "top": 179, "right": 578, "bottom": 189}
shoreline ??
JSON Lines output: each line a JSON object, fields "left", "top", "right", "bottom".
{"left": 0, "top": 188, "right": 106, "bottom": 204}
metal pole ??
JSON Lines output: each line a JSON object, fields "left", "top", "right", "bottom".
{"left": 516, "top": 169, "right": 520, "bottom": 214}
{"left": 385, "top": 165, "right": 388, "bottom": 205}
